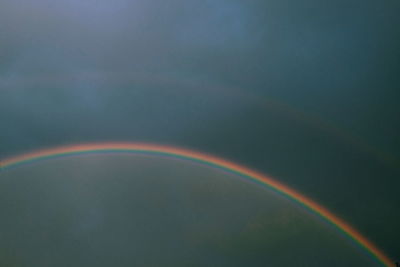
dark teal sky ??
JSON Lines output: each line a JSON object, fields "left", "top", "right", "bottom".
{"left": 1, "top": 0, "right": 399, "bottom": 265}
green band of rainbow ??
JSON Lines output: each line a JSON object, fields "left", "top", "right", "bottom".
{"left": 0, "top": 143, "right": 393, "bottom": 266}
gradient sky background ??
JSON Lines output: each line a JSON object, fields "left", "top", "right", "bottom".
{"left": 1, "top": 0, "right": 399, "bottom": 265}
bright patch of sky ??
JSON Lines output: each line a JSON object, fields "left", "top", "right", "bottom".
{"left": 176, "top": 0, "right": 250, "bottom": 47}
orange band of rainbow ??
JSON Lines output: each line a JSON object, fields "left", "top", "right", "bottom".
{"left": 0, "top": 143, "right": 393, "bottom": 266}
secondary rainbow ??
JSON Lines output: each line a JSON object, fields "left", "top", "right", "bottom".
{"left": 0, "top": 142, "right": 393, "bottom": 266}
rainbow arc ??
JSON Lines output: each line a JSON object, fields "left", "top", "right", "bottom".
{"left": 0, "top": 143, "right": 393, "bottom": 266}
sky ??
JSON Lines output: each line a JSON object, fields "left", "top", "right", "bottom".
{"left": 1, "top": 0, "right": 399, "bottom": 265}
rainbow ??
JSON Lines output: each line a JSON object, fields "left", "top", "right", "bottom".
{"left": 0, "top": 142, "right": 393, "bottom": 266}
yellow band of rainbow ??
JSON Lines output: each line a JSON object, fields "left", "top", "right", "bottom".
{"left": 0, "top": 143, "right": 393, "bottom": 266}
